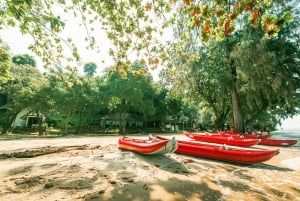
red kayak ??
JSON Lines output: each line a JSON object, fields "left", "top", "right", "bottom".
{"left": 218, "top": 131, "right": 271, "bottom": 139}
{"left": 149, "top": 135, "right": 279, "bottom": 164}
{"left": 184, "top": 131, "right": 260, "bottom": 147}
{"left": 218, "top": 131, "right": 297, "bottom": 147}
{"left": 118, "top": 136, "right": 178, "bottom": 155}
{"left": 258, "top": 138, "right": 297, "bottom": 147}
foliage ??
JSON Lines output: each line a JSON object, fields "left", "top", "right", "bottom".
{"left": 0, "top": 62, "right": 44, "bottom": 134}
{"left": 83, "top": 62, "right": 97, "bottom": 77}
{"left": 104, "top": 62, "right": 156, "bottom": 134}
{"left": 12, "top": 54, "right": 36, "bottom": 67}
{"left": 171, "top": 3, "right": 299, "bottom": 131}
{"left": 0, "top": 47, "right": 12, "bottom": 84}
{"left": 0, "top": 0, "right": 293, "bottom": 75}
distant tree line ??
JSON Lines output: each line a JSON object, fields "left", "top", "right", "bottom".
{"left": 0, "top": 56, "right": 197, "bottom": 135}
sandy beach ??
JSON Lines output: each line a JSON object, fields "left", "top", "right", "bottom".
{"left": 0, "top": 134, "right": 299, "bottom": 201}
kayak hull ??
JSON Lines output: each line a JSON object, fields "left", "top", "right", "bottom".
{"left": 150, "top": 135, "right": 279, "bottom": 164}
{"left": 218, "top": 131, "right": 297, "bottom": 147}
{"left": 259, "top": 138, "right": 297, "bottom": 147}
{"left": 184, "top": 131, "right": 260, "bottom": 147}
{"left": 118, "top": 136, "right": 178, "bottom": 155}
{"left": 218, "top": 131, "right": 271, "bottom": 139}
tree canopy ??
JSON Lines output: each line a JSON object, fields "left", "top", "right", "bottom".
{"left": 0, "top": 0, "right": 293, "bottom": 75}
{"left": 0, "top": 0, "right": 298, "bottom": 133}
{"left": 12, "top": 54, "right": 36, "bottom": 67}
{"left": 0, "top": 47, "right": 12, "bottom": 84}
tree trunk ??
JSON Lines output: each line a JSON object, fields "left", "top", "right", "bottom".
{"left": 63, "top": 110, "right": 72, "bottom": 135}
{"left": 230, "top": 85, "right": 244, "bottom": 132}
{"left": 229, "top": 60, "right": 244, "bottom": 133}
{"left": 225, "top": 38, "right": 245, "bottom": 133}
{"left": 75, "top": 110, "right": 83, "bottom": 134}
{"left": 1, "top": 110, "right": 20, "bottom": 135}
{"left": 37, "top": 112, "right": 44, "bottom": 136}
{"left": 119, "top": 112, "right": 126, "bottom": 135}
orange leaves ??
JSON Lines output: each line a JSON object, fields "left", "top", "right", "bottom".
{"left": 194, "top": 19, "right": 201, "bottom": 27}
{"left": 133, "top": 69, "right": 148, "bottom": 79}
{"left": 169, "top": 0, "right": 175, "bottom": 5}
{"left": 230, "top": 13, "right": 236, "bottom": 20}
{"left": 224, "top": 20, "right": 231, "bottom": 36}
{"left": 191, "top": 7, "right": 201, "bottom": 17}
{"left": 233, "top": 1, "right": 241, "bottom": 11}
{"left": 252, "top": 10, "right": 259, "bottom": 20}
{"left": 183, "top": 0, "right": 195, "bottom": 6}
{"left": 152, "top": 58, "right": 160, "bottom": 65}
{"left": 145, "top": 2, "right": 152, "bottom": 11}
{"left": 203, "top": 25, "right": 211, "bottom": 34}
{"left": 214, "top": 9, "right": 225, "bottom": 17}
{"left": 261, "top": 14, "right": 281, "bottom": 38}
{"left": 244, "top": 3, "right": 253, "bottom": 12}
{"left": 250, "top": 10, "right": 260, "bottom": 27}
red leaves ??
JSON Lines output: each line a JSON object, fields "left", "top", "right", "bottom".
{"left": 245, "top": 3, "right": 253, "bottom": 12}
{"left": 183, "top": 0, "right": 195, "bottom": 5}
{"left": 224, "top": 20, "right": 231, "bottom": 36}
{"left": 252, "top": 10, "right": 259, "bottom": 20}
{"left": 203, "top": 25, "right": 211, "bottom": 34}
{"left": 194, "top": 19, "right": 201, "bottom": 27}
{"left": 230, "top": 13, "right": 236, "bottom": 20}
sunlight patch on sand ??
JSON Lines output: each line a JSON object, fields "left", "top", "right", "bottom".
{"left": 280, "top": 157, "right": 300, "bottom": 170}
{"left": 150, "top": 185, "right": 184, "bottom": 201}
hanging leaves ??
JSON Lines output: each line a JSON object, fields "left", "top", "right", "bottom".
{"left": 0, "top": 0, "right": 293, "bottom": 75}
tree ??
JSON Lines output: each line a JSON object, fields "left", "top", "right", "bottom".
{"left": 83, "top": 62, "right": 97, "bottom": 77}
{"left": 232, "top": 17, "right": 300, "bottom": 128}
{"left": 173, "top": 45, "right": 232, "bottom": 130}
{"left": 167, "top": 1, "right": 296, "bottom": 132}
{"left": 0, "top": 0, "right": 292, "bottom": 73}
{"left": 0, "top": 47, "right": 12, "bottom": 84}
{"left": 23, "top": 80, "right": 51, "bottom": 135}
{"left": 43, "top": 70, "right": 85, "bottom": 134}
{"left": 104, "top": 63, "right": 155, "bottom": 134}
{"left": 0, "top": 0, "right": 296, "bottom": 133}
{"left": 0, "top": 63, "right": 44, "bottom": 134}
{"left": 12, "top": 54, "right": 36, "bottom": 67}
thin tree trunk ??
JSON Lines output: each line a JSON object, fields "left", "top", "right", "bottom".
{"left": 119, "top": 112, "right": 126, "bottom": 135}
{"left": 37, "top": 112, "right": 44, "bottom": 136}
{"left": 75, "top": 110, "right": 83, "bottom": 134}
{"left": 1, "top": 110, "right": 21, "bottom": 135}
{"left": 64, "top": 110, "right": 72, "bottom": 135}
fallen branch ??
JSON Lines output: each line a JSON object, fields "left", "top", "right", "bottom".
{"left": 0, "top": 144, "right": 99, "bottom": 159}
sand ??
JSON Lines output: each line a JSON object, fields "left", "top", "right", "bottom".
{"left": 0, "top": 134, "right": 299, "bottom": 201}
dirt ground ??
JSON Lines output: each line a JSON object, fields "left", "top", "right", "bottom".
{"left": 0, "top": 135, "right": 299, "bottom": 201}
